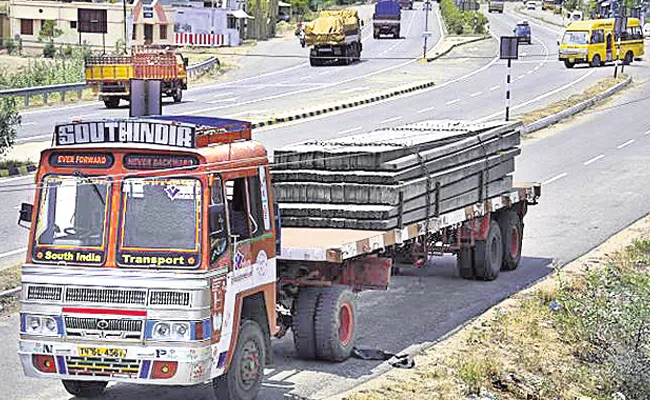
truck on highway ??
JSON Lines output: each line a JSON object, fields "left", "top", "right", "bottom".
{"left": 305, "top": 9, "right": 363, "bottom": 66}
{"left": 373, "top": 0, "right": 402, "bottom": 39}
{"left": 398, "top": 0, "right": 413, "bottom": 10}
{"left": 16, "top": 117, "right": 540, "bottom": 400}
{"left": 488, "top": 0, "right": 505, "bottom": 13}
{"left": 85, "top": 49, "right": 188, "bottom": 109}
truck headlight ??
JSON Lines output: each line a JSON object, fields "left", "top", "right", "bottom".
{"left": 151, "top": 321, "right": 190, "bottom": 341}
{"left": 23, "top": 314, "right": 59, "bottom": 336}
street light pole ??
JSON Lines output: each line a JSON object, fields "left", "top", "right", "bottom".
{"left": 423, "top": 1, "right": 430, "bottom": 59}
{"left": 123, "top": 0, "right": 128, "bottom": 54}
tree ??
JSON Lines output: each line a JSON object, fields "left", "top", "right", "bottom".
{"left": 0, "top": 97, "right": 21, "bottom": 158}
{"left": 38, "top": 20, "right": 63, "bottom": 42}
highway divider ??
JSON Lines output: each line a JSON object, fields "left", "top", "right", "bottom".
{"left": 424, "top": 35, "right": 491, "bottom": 63}
{"left": 0, "top": 163, "right": 37, "bottom": 178}
{"left": 522, "top": 75, "right": 632, "bottom": 135}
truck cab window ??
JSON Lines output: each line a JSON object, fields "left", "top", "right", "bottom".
{"left": 228, "top": 178, "right": 251, "bottom": 240}
{"left": 247, "top": 175, "right": 266, "bottom": 236}
{"left": 209, "top": 176, "right": 228, "bottom": 265}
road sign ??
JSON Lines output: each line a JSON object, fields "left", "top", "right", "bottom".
{"left": 500, "top": 36, "right": 519, "bottom": 60}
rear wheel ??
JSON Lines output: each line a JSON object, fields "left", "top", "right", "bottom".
{"left": 172, "top": 87, "right": 183, "bottom": 103}
{"left": 103, "top": 97, "right": 120, "bottom": 109}
{"left": 623, "top": 51, "right": 633, "bottom": 65}
{"left": 292, "top": 287, "right": 321, "bottom": 359}
{"left": 474, "top": 221, "right": 503, "bottom": 281}
{"left": 591, "top": 53, "right": 601, "bottom": 67}
{"left": 213, "top": 320, "right": 266, "bottom": 400}
{"left": 563, "top": 60, "right": 575, "bottom": 68}
{"left": 498, "top": 211, "right": 523, "bottom": 271}
{"left": 309, "top": 56, "right": 320, "bottom": 67}
{"left": 314, "top": 285, "right": 356, "bottom": 362}
{"left": 62, "top": 380, "right": 107, "bottom": 398}
{"left": 457, "top": 246, "right": 475, "bottom": 279}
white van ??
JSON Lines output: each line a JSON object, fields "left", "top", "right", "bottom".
{"left": 568, "top": 11, "right": 583, "bottom": 21}
{"left": 526, "top": 1, "right": 537, "bottom": 10}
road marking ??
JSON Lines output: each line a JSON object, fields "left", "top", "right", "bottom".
{"left": 0, "top": 174, "right": 33, "bottom": 185}
{"left": 337, "top": 127, "right": 363, "bottom": 135}
{"left": 417, "top": 106, "right": 436, "bottom": 113}
{"left": 446, "top": 99, "right": 460, "bottom": 105}
{"left": 208, "top": 97, "right": 239, "bottom": 104}
{"left": 0, "top": 247, "right": 27, "bottom": 260}
{"left": 521, "top": 52, "right": 528, "bottom": 56}
{"left": 542, "top": 173, "right": 568, "bottom": 185}
{"left": 517, "top": 74, "right": 525, "bottom": 79}
{"left": 21, "top": 122, "right": 36, "bottom": 126}
{"left": 340, "top": 87, "right": 370, "bottom": 94}
{"left": 583, "top": 154, "right": 604, "bottom": 166}
{"left": 298, "top": 75, "right": 313, "bottom": 81}
{"left": 533, "top": 66, "right": 540, "bottom": 71}
{"left": 381, "top": 116, "right": 402, "bottom": 124}
{"left": 470, "top": 91, "right": 482, "bottom": 97}
{"left": 527, "top": 70, "right": 533, "bottom": 75}
{"left": 617, "top": 139, "right": 635, "bottom": 149}
{"left": 644, "top": 129, "right": 650, "bottom": 135}
{"left": 213, "top": 92, "right": 234, "bottom": 98}
{"left": 318, "top": 71, "right": 332, "bottom": 75}
{"left": 489, "top": 85, "right": 500, "bottom": 91}
{"left": 226, "top": 109, "right": 268, "bottom": 118}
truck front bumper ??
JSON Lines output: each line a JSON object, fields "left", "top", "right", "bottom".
{"left": 19, "top": 339, "right": 217, "bottom": 386}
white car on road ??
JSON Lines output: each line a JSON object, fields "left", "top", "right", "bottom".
{"left": 526, "top": 1, "right": 537, "bottom": 10}
{"left": 644, "top": 23, "right": 650, "bottom": 38}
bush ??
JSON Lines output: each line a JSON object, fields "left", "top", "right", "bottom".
{"left": 2, "top": 38, "right": 17, "bottom": 55}
{"left": 0, "top": 97, "right": 21, "bottom": 157}
{"left": 59, "top": 45, "right": 74, "bottom": 58}
{"left": 42, "top": 41, "right": 56, "bottom": 58}
{"left": 440, "top": 0, "right": 487, "bottom": 35}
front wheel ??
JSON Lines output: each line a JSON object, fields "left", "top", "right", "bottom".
{"left": 62, "top": 380, "right": 107, "bottom": 398}
{"left": 563, "top": 60, "right": 575, "bottom": 69}
{"left": 623, "top": 51, "right": 633, "bottom": 65}
{"left": 172, "top": 87, "right": 183, "bottom": 103}
{"left": 213, "top": 320, "right": 266, "bottom": 400}
{"left": 590, "top": 54, "right": 601, "bottom": 67}
{"left": 103, "top": 97, "right": 120, "bottom": 109}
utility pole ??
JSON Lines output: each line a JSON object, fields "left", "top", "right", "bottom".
{"left": 123, "top": 0, "right": 128, "bottom": 54}
{"left": 423, "top": 1, "right": 430, "bottom": 59}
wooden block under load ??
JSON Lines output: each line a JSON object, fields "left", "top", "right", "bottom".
{"left": 279, "top": 177, "right": 514, "bottom": 230}
{"left": 271, "top": 130, "right": 520, "bottom": 185}
{"left": 273, "top": 149, "right": 518, "bottom": 205}
{"left": 273, "top": 120, "right": 515, "bottom": 171}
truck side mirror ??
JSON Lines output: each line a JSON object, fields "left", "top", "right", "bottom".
{"left": 18, "top": 202, "right": 33, "bottom": 228}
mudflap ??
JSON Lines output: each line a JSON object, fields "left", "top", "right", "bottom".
{"left": 340, "top": 256, "right": 392, "bottom": 291}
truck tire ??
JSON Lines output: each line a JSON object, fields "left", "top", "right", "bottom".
{"left": 172, "top": 87, "right": 183, "bottom": 103}
{"left": 590, "top": 54, "right": 601, "bottom": 67}
{"left": 213, "top": 320, "right": 266, "bottom": 400}
{"left": 473, "top": 221, "right": 503, "bottom": 281}
{"left": 498, "top": 211, "right": 523, "bottom": 271}
{"left": 563, "top": 60, "right": 575, "bottom": 69}
{"left": 623, "top": 51, "right": 633, "bottom": 65}
{"left": 103, "top": 97, "right": 120, "bottom": 109}
{"left": 395, "top": 29, "right": 400, "bottom": 39}
{"left": 62, "top": 380, "right": 107, "bottom": 398}
{"left": 314, "top": 285, "right": 356, "bottom": 362}
{"left": 309, "top": 56, "right": 321, "bottom": 67}
{"left": 457, "top": 246, "right": 475, "bottom": 279}
{"left": 292, "top": 287, "right": 321, "bottom": 359}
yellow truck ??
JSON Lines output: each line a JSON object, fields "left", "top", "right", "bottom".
{"left": 85, "top": 49, "right": 188, "bottom": 108}
{"left": 305, "top": 9, "right": 363, "bottom": 66}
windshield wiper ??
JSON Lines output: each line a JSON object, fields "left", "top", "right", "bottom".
{"left": 74, "top": 170, "right": 106, "bottom": 206}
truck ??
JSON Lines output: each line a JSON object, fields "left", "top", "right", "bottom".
{"left": 16, "top": 117, "right": 540, "bottom": 400}
{"left": 373, "top": 0, "right": 402, "bottom": 39}
{"left": 488, "top": 0, "right": 505, "bottom": 13}
{"left": 85, "top": 49, "right": 188, "bottom": 109}
{"left": 398, "top": 0, "right": 413, "bottom": 10}
{"left": 304, "top": 9, "right": 363, "bottom": 66}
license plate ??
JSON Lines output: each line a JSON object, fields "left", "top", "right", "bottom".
{"left": 78, "top": 347, "right": 126, "bottom": 358}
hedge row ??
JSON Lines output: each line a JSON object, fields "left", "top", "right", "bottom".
{"left": 440, "top": 0, "right": 488, "bottom": 35}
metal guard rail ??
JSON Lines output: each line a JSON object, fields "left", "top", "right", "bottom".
{"left": 0, "top": 56, "right": 219, "bottom": 105}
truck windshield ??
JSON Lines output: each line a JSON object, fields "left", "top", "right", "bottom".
{"left": 34, "top": 175, "right": 110, "bottom": 250}
{"left": 120, "top": 177, "right": 202, "bottom": 252}
{"left": 562, "top": 31, "right": 588, "bottom": 44}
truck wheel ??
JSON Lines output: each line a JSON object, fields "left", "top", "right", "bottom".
{"left": 457, "top": 246, "right": 475, "bottom": 279}
{"left": 314, "top": 285, "right": 356, "bottom": 362}
{"left": 341, "top": 47, "right": 350, "bottom": 66}
{"left": 62, "top": 380, "right": 107, "bottom": 398}
{"left": 590, "top": 54, "right": 601, "bottom": 67}
{"left": 623, "top": 51, "right": 633, "bottom": 65}
{"left": 563, "top": 60, "right": 575, "bottom": 69}
{"left": 292, "top": 287, "right": 321, "bottom": 359}
{"left": 498, "top": 211, "right": 523, "bottom": 271}
{"left": 473, "top": 221, "right": 503, "bottom": 281}
{"left": 103, "top": 97, "right": 120, "bottom": 109}
{"left": 213, "top": 320, "right": 266, "bottom": 400}
{"left": 309, "top": 56, "right": 320, "bottom": 67}
{"left": 395, "top": 29, "right": 400, "bottom": 39}
{"left": 172, "top": 87, "right": 183, "bottom": 103}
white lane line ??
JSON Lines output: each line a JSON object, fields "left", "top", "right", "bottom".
{"left": 21, "top": 122, "right": 37, "bottom": 126}
{"left": 338, "top": 127, "right": 363, "bottom": 135}
{"left": 617, "top": 139, "right": 635, "bottom": 149}
{"left": 340, "top": 87, "right": 370, "bottom": 94}
{"left": 446, "top": 99, "right": 460, "bottom": 105}
{"left": 417, "top": 106, "right": 436, "bottom": 113}
{"left": 380, "top": 116, "right": 403, "bottom": 124}
{"left": 0, "top": 247, "right": 27, "bottom": 260}
{"left": 213, "top": 92, "right": 234, "bottom": 98}
{"left": 298, "top": 75, "right": 313, "bottom": 81}
{"left": 543, "top": 173, "right": 568, "bottom": 185}
{"left": 0, "top": 174, "right": 33, "bottom": 184}
{"left": 517, "top": 74, "right": 525, "bottom": 79}
{"left": 534, "top": 66, "right": 540, "bottom": 71}
{"left": 208, "top": 97, "right": 239, "bottom": 104}
{"left": 489, "top": 85, "right": 500, "bottom": 91}
{"left": 318, "top": 71, "right": 332, "bottom": 76}
{"left": 527, "top": 70, "right": 533, "bottom": 75}
{"left": 226, "top": 109, "right": 268, "bottom": 118}
{"left": 583, "top": 154, "right": 604, "bottom": 166}
{"left": 15, "top": 134, "right": 51, "bottom": 143}
{"left": 644, "top": 129, "right": 650, "bottom": 135}
{"left": 470, "top": 91, "right": 482, "bottom": 97}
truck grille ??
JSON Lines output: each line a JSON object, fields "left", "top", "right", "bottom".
{"left": 27, "top": 286, "right": 63, "bottom": 301}
{"left": 64, "top": 317, "right": 143, "bottom": 340}
{"left": 66, "top": 356, "right": 141, "bottom": 378}
{"left": 65, "top": 288, "right": 147, "bottom": 305}
{"left": 149, "top": 291, "right": 190, "bottom": 306}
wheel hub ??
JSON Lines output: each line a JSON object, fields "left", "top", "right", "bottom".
{"left": 239, "top": 340, "right": 261, "bottom": 389}
{"left": 338, "top": 302, "right": 353, "bottom": 346}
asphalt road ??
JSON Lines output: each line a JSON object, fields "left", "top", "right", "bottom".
{"left": 1, "top": 4, "right": 649, "bottom": 400}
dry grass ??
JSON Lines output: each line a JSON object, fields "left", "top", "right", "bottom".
{"left": 518, "top": 74, "right": 628, "bottom": 125}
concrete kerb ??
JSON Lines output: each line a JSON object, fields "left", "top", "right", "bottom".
{"left": 425, "top": 35, "right": 492, "bottom": 62}
{"left": 0, "top": 163, "right": 37, "bottom": 178}
{"left": 522, "top": 75, "right": 632, "bottom": 134}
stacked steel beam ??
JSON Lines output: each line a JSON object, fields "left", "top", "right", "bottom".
{"left": 272, "top": 120, "right": 522, "bottom": 230}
